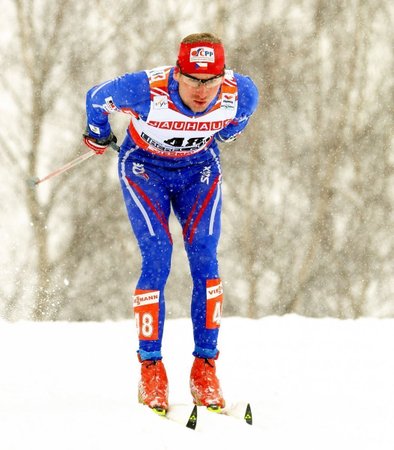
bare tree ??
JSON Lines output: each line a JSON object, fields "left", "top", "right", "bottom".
{"left": 214, "top": 0, "right": 394, "bottom": 318}
{"left": 0, "top": 0, "right": 206, "bottom": 320}
{"left": 1, "top": 0, "right": 392, "bottom": 321}
{"left": 0, "top": 0, "right": 132, "bottom": 319}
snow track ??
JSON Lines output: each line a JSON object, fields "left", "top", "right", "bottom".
{"left": 1, "top": 316, "right": 393, "bottom": 449}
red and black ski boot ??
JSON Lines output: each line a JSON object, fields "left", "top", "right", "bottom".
{"left": 138, "top": 356, "right": 168, "bottom": 415}
{"left": 190, "top": 355, "right": 225, "bottom": 411}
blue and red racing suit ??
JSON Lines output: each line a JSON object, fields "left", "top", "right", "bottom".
{"left": 85, "top": 66, "right": 258, "bottom": 361}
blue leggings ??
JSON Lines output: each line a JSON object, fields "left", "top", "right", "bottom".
{"left": 119, "top": 147, "right": 224, "bottom": 361}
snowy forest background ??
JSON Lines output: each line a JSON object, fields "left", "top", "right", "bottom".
{"left": 0, "top": 0, "right": 393, "bottom": 321}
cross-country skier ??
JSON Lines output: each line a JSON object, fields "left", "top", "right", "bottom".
{"left": 83, "top": 32, "right": 259, "bottom": 414}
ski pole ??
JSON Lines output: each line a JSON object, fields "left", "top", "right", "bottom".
{"left": 27, "top": 142, "right": 120, "bottom": 187}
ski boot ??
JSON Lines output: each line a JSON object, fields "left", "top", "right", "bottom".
{"left": 138, "top": 356, "right": 168, "bottom": 415}
{"left": 190, "top": 355, "right": 225, "bottom": 412}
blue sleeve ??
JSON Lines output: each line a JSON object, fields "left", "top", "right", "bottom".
{"left": 85, "top": 71, "right": 151, "bottom": 138}
{"left": 215, "top": 73, "right": 259, "bottom": 143}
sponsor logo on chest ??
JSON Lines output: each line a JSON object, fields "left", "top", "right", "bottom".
{"left": 221, "top": 93, "right": 237, "bottom": 109}
{"left": 152, "top": 95, "right": 168, "bottom": 109}
{"left": 147, "top": 119, "right": 232, "bottom": 131}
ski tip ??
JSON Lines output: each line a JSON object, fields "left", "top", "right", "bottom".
{"left": 207, "top": 404, "right": 222, "bottom": 413}
{"left": 151, "top": 406, "right": 167, "bottom": 417}
{"left": 244, "top": 403, "right": 253, "bottom": 425}
{"left": 186, "top": 405, "right": 198, "bottom": 430}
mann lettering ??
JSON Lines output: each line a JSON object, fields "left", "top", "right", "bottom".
{"left": 133, "top": 291, "right": 160, "bottom": 307}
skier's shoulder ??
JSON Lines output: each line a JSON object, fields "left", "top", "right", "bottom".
{"left": 117, "top": 70, "right": 150, "bottom": 97}
{"left": 108, "top": 70, "right": 151, "bottom": 115}
{"left": 232, "top": 71, "right": 259, "bottom": 116}
{"left": 87, "top": 70, "right": 150, "bottom": 105}
{"left": 122, "top": 66, "right": 173, "bottom": 111}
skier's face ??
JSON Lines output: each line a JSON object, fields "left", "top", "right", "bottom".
{"left": 174, "top": 70, "right": 224, "bottom": 113}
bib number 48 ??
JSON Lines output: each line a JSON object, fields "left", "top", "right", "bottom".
{"left": 163, "top": 136, "right": 209, "bottom": 149}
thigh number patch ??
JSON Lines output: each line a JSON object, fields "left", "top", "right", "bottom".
{"left": 206, "top": 279, "right": 223, "bottom": 329}
{"left": 133, "top": 289, "right": 160, "bottom": 340}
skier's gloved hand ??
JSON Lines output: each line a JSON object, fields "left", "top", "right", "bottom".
{"left": 215, "top": 131, "right": 242, "bottom": 143}
{"left": 83, "top": 129, "right": 117, "bottom": 154}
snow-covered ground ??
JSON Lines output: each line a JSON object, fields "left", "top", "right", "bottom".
{"left": 0, "top": 315, "right": 393, "bottom": 450}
